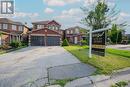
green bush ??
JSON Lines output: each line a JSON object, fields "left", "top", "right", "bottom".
{"left": 21, "top": 41, "right": 28, "bottom": 46}
{"left": 62, "top": 39, "right": 69, "bottom": 46}
{"left": 80, "top": 40, "right": 87, "bottom": 45}
{"left": 111, "top": 81, "right": 128, "bottom": 87}
{"left": 10, "top": 41, "right": 22, "bottom": 48}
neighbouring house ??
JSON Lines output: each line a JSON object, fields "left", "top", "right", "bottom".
{"left": 0, "top": 18, "right": 29, "bottom": 45}
{"left": 65, "top": 26, "right": 87, "bottom": 44}
{"left": 126, "top": 34, "right": 130, "bottom": 40}
{"left": 29, "top": 20, "right": 62, "bottom": 46}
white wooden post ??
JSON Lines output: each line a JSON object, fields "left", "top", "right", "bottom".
{"left": 89, "top": 28, "right": 92, "bottom": 58}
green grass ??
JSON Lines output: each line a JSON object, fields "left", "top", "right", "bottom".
{"left": 64, "top": 46, "right": 130, "bottom": 74}
{"left": 51, "top": 79, "right": 74, "bottom": 87}
{"left": 107, "top": 48, "right": 130, "bottom": 58}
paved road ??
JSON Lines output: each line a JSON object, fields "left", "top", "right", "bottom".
{"left": 0, "top": 46, "right": 81, "bottom": 87}
{"left": 107, "top": 45, "right": 130, "bottom": 50}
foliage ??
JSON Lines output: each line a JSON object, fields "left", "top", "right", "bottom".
{"left": 109, "top": 24, "right": 123, "bottom": 44}
{"left": 64, "top": 46, "right": 130, "bottom": 74}
{"left": 80, "top": 40, "right": 87, "bottom": 45}
{"left": 107, "top": 48, "right": 130, "bottom": 58}
{"left": 10, "top": 41, "right": 22, "bottom": 48}
{"left": 21, "top": 41, "right": 28, "bottom": 46}
{"left": 0, "top": 44, "right": 11, "bottom": 50}
{"left": 52, "top": 79, "right": 73, "bottom": 87}
{"left": 62, "top": 39, "right": 69, "bottom": 46}
{"left": 111, "top": 81, "right": 128, "bottom": 87}
{"left": 81, "top": 1, "right": 119, "bottom": 30}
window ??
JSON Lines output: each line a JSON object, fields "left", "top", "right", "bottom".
{"left": 75, "top": 28, "right": 79, "bottom": 34}
{"left": 37, "top": 25, "right": 44, "bottom": 29}
{"left": 3, "top": 24, "right": 8, "bottom": 29}
{"left": 12, "top": 25, "right": 17, "bottom": 30}
{"left": 18, "top": 26, "right": 23, "bottom": 31}
{"left": 67, "top": 30, "right": 69, "bottom": 34}
{"left": 0, "top": 24, "right": 2, "bottom": 29}
{"left": 71, "top": 30, "right": 73, "bottom": 34}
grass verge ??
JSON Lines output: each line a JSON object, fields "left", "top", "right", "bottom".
{"left": 64, "top": 45, "right": 130, "bottom": 75}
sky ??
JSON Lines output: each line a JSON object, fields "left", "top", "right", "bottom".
{"left": 1, "top": 0, "right": 130, "bottom": 34}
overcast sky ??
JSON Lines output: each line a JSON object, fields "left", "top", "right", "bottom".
{"left": 1, "top": 0, "right": 130, "bottom": 34}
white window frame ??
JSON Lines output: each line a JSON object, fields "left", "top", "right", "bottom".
{"left": 12, "top": 25, "right": 17, "bottom": 30}
{"left": 75, "top": 28, "right": 79, "bottom": 34}
{"left": 67, "top": 30, "right": 69, "bottom": 34}
{"left": 18, "top": 26, "right": 23, "bottom": 31}
{"left": 3, "top": 24, "right": 8, "bottom": 29}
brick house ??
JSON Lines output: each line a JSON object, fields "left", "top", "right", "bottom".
{"left": 65, "top": 26, "right": 87, "bottom": 44}
{"left": 0, "top": 18, "right": 29, "bottom": 45}
{"left": 29, "top": 20, "right": 62, "bottom": 46}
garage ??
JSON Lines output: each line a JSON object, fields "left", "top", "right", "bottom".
{"left": 30, "top": 28, "right": 61, "bottom": 46}
{"left": 46, "top": 36, "right": 60, "bottom": 46}
{"left": 31, "top": 36, "right": 45, "bottom": 46}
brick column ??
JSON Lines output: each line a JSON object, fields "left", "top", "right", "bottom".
{"left": 28, "top": 34, "right": 31, "bottom": 46}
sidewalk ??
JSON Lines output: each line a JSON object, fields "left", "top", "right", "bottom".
{"left": 65, "top": 68, "right": 130, "bottom": 87}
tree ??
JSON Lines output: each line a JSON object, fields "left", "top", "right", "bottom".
{"left": 62, "top": 39, "right": 69, "bottom": 46}
{"left": 109, "top": 24, "right": 123, "bottom": 44}
{"left": 81, "top": 0, "right": 119, "bottom": 30}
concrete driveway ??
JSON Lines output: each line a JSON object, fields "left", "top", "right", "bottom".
{"left": 0, "top": 46, "right": 95, "bottom": 87}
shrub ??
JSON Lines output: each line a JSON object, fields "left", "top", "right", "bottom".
{"left": 10, "top": 41, "right": 22, "bottom": 48}
{"left": 80, "top": 40, "right": 87, "bottom": 46}
{"left": 62, "top": 39, "right": 69, "bottom": 46}
{"left": 0, "top": 44, "right": 11, "bottom": 50}
{"left": 111, "top": 81, "right": 128, "bottom": 87}
{"left": 21, "top": 41, "right": 28, "bottom": 46}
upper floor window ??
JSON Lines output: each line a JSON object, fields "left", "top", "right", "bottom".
{"left": 37, "top": 25, "right": 44, "bottom": 29}
{"left": 3, "top": 24, "right": 8, "bottom": 29}
{"left": 75, "top": 28, "right": 79, "bottom": 34}
{"left": 18, "top": 26, "right": 23, "bottom": 31}
{"left": 12, "top": 25, "right": 17, "bottom": 30}
{"left": 71, "top": 30, "right": 73, "bottom": 34}
{"left": 67, "top": 30, "right": 69, "bottom": 34}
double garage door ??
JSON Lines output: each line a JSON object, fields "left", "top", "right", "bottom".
{"left": 31, "top": 36, "right": 60, "bottom": 46}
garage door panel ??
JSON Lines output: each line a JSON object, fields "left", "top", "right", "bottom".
{"left": 46, "top": 36, "right": 60, "bottom": 46}
{"left": 31, "top": 36, "right": 45, "bottom": 46}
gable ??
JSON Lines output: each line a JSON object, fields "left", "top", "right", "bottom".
{"left": 31, "top": 28, "right": 61, "bottom": 35}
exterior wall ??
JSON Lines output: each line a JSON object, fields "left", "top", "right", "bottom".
{"left": 65, "top": 27, "right": 87, "bottom": 44}
{"left": 23, "top": 26, "right": 29, "bottom": 34}
{"left": 29, "top": 28, "right": 61, "bottom": 46}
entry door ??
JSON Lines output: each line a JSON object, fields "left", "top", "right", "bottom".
{"left": 74, "top": 37, "right": 78, "bottom": 44}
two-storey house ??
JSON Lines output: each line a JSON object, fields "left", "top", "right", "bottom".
{"left": 0, "top": 18, "right": 28, "bottom": 45}
{"left": 65, "top": 26, "right": 87, "bottom": 44}
{"left": 29, "top": 20, "right": 62, "bottom": 46}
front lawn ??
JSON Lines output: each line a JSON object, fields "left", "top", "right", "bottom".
{"left": 64, "top": 46, "right": 130, "bottom": 74}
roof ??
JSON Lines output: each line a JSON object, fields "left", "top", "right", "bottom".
{"left": 0, "top": 18, "right": 23, "bottom": 25}
{"left": 32, "top": 20, "right": 61, "bottom": 26}
{"left": 0, "top": 29, "right": 23, "bottom": 35}
{"left": 66, "top": 26, "right": 87, "bottom": 31}
{"left": 30, "top": 28, "right": 61, "bottom": 35}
